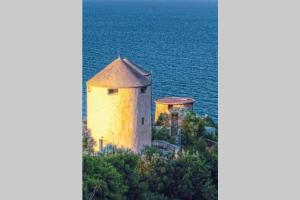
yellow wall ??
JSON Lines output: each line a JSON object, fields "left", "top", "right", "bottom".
{"left": 87, "top": 84, "right": 152, "bottom": 152}
{"left": 154, "top": 103, "right": 193, "bottom": 125}
{"left": 154, "top": 103, "right": 169, "bottom": 122}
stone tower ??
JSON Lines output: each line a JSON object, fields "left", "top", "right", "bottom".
{"left": 87, "top": 57, "right": 152, "bottom": 153}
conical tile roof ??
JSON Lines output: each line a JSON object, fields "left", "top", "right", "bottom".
{"left": 87, "top": 58, "right": 151, "bottom": 88}
{"left": 123, "top": 58, "right": 151, "bottom": 76}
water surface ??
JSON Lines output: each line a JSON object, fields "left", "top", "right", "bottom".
{"left": 83, "top": 1, "right": 218, "bottom": 121}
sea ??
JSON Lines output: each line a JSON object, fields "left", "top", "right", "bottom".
{"left": 83, "top": 0, "right": 218, "bottom": 122}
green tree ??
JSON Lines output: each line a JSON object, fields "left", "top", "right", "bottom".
{"left": 181, "top": 111, "right": 218, "bottom": 153}
{"left": 139, "top": 151, "right": 217, "bottom": 200}
{"left": 145, "top": 192, "right": 178, "bottom": 200}
{"left": 83, "top": 156, "right": 126, "bottom": 200}
{"left": 155, "top": 113, "right": 169, "bottom": 126}
{"left": 170, "top": 153, "right": 217, "bottom": 200}
{"left": 204, "top": 148, "right": 218, "bottom": 188}
{"left": 105, "top": 150, "right": 147, "bottom": 200}
{"left": 202, "top": 115, "right": 216, "bottom": 127}
{"left": 152, "top": 127, "right": 175, "bottom": 144}
{"left": 142, "top": 146, "right": 163, "bottom": 161}
{"left": 139, "top": 154, "right": 172, "bottom": 196}
{"left": 181, "top": 112, "right": 205, "bottom": 153}
{"left": 182, "top": 112, "right": 205, "bottom": 138}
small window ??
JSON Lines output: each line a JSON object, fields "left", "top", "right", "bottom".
{"left": 108, "top": 89, "right": 118, "bottom": 95}
{"left": 141, "top": 117, "right": 145, "bottom": 125}
{"left": 168, "top": 105, "right": 173, "bottom": 110}
{"left": 141, "top": 87, "right": 147, "bottom": 94}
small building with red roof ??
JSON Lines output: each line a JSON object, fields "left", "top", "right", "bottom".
{"left": 155, "top": 97, "right": 195, "bottom": 129}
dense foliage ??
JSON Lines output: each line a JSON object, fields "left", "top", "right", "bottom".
{"left": 155, "top": 113, "right": 170, "bottom": 126}
{"left": 83, "top": 112, "right": 218, "bottom": 200}
{"left": 83, "top": 156, "right": 126, "bottom": 200}
{"left": 152, "top": 127, "right": 175, "bottom": 144}
{"left": 82, "top": 122, "right": 96, "bottom": 155}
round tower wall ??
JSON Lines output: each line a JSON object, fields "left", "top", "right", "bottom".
{"left": 87, "top": 85, "right": 151, "bottom": 152}
{"left": 154, "top": 103, "right": 193, "bottom": 124}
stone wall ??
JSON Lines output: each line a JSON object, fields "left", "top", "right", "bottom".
{"left": 87, "top": 85, "right": 152, "bottom": 153}
{"left": 154, "top": 103, "right": 193, "bottom": 126}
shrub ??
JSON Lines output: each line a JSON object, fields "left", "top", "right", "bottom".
{"left": 83, "top": 156, "right": 126, "bottom": 200}
{"left": 156, "top": 113, "right": 170, "bottom": 126}
{"left": 152, "top": 127, "right": 176, "bottom": 144}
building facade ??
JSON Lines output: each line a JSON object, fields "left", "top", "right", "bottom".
{"left": 155, "top": 97, "right": 195, "bottom": 126}
{"left": 87, "top": 57, "right": 152, "bottom": 153}
{"left": 154, "top": 97, "right": 195, "bottom": 144}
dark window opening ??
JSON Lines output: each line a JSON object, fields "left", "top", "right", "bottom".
{"left": 108, "top": 89, "right": 118, "bottom": 95}
{"left": 141, "top": 87, "right": 147, "bottom": 93}
{"left": 141, "top": 117, "right": 145, "bottom": 125}
{"left": 168, "top": 104, "right": 173, "bottom": 110}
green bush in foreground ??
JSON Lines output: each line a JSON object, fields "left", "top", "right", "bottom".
{"left": 83, "top": 148, "right": 217, "bottom": 200}
{"left": 83, "top": 156, "right": 126, "bottom": 200}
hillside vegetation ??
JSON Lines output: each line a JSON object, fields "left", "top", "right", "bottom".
{"left": 83, "top": 112, "right": 218, "bottom": 200}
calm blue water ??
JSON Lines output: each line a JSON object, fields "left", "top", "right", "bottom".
{"left": 83, "top": 0, "right": 218, "bottom": 122}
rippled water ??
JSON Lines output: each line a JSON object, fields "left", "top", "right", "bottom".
{"left": 83, "top": 0, "right": 218, "bottom": 121}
